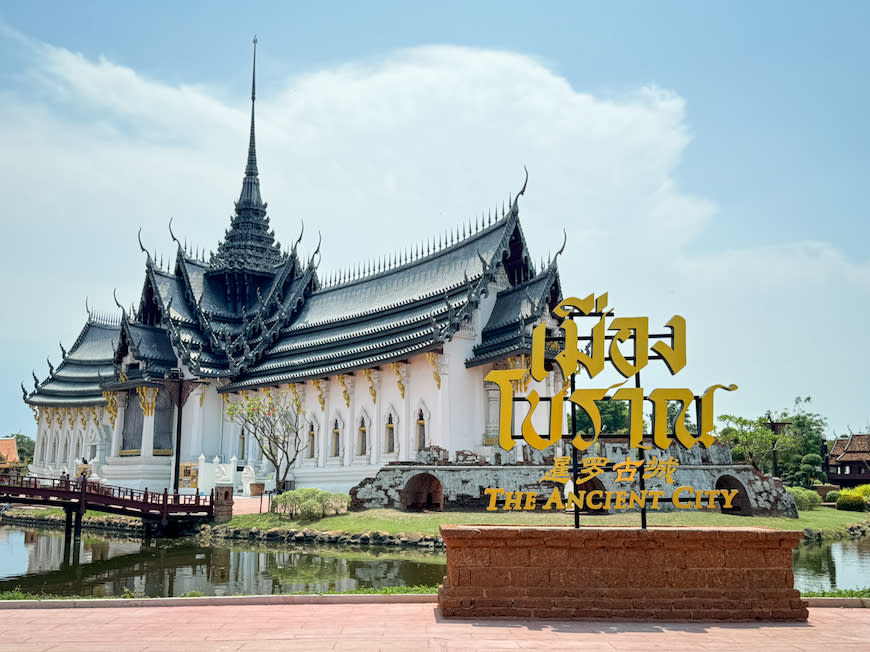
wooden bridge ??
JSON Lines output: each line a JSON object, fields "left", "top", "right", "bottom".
{"left": 0, "top": 475, "right": 214, "bottom": 543}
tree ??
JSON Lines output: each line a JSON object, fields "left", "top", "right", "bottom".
{"left": 717, "top": 414, "right": 798, "bottom": 473}
{"left": 224, "top": 389, "right": 307, "bottom": 490}
{"left": 14, "top": 434, "right": 35, "bottom": 464}
{"left": 572, "top": 399, "right": 630, "bottom": 435}
{"left": 773, "top": 397, "right": 828, "bottom": 484}
{"left": 792, "top": 453, "right": 825, "bottom": 489}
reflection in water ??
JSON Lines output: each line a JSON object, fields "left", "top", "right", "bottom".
{"left": 0, "top": 525, "right": 446, "bottom": 598}
{"left": 5, "top": 524, "right": 866, "bottom": 597}
{"left": 793, "top": 537, "right": 870, "bottom": 592}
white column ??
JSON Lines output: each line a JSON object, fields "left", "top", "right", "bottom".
{"left": 369, "top": 371, "right": 381, "bottom": 465}
{"left": 317, "top": 380, "right": 328, "bottom": 468}
{"left": 189, "top": 386, "right": 206, "bottom": 459}
{"left": 401, "top": 364, "right": 411, "bottom": 459}
{"left": 141, "top": 410, "right": 155, "bottom": 459}
{"left": 110, "top": 393, "right": 127, "bottom": 457}
{"left": 344, "top": 377, "right": 355, "bottom": 466}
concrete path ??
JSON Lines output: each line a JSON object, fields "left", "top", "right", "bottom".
{"left": 3, "top": 604, "right": 869, "bottom": 651}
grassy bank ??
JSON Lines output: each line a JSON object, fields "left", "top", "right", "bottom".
{"left": 219, "top": 507, "right": 869, "bottom": 538}
{"left": 0, "top": 585, "right": 439, "bottom": 600}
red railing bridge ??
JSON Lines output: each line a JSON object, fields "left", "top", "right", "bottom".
{"left": 0, "top": 475, "right": 213, "bottom": 538}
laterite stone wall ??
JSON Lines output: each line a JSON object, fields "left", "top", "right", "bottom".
{"left": 438, "top": 526, "right": 807, "bottom": 621}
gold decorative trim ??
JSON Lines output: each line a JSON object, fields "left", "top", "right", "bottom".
{"left": 79, "top": 408, "right": 88, "bottom": 430}
{"left": 88, "top": 406, "right": 100, "bottom": 426}
{"left": 153, "top": 449, "right": 172, "bottom": 456}
{"left": 362, "top": 369, "right": 376, "bottom": 404}
{"left": 102, "top": 392, "right": 118, "bottom": 428}
{"left": 119, "top": 449, "right": 141, "bottom": 457}
{"left": 312, "top": 379, "right": 325, "bottom": 411}
{"left": 29, "top": 405, "right": 39, "bottom": 423}
{"left": 199, "top": 382, "right": 209, "bottom": 407}
{"left": 136, "top": 386, "right": 159, "bottom": 417}
{"left": 391, "top": 362, "right": 405, "bottom": 399}
{"left": 426, "top": 352, "right": 441, "bottom": 390}
{"left": 338, "top": 374, "right": 350, "bottom": 407}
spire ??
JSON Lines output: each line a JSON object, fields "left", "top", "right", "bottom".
{"left": 245, "top": 36, "right": 258, "bottom": 178}
{"left": 238, "top": 36, "right": 262, "bottom": 208}
{"left": 210, "top": 38, "right": 285, "bottom": 276}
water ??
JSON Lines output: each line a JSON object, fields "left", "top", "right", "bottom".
{"left": 792, "top": 537, "right": 870, "bottom": 592}
{"left": 0, "top": 526, "right": 447, "bottom": 598}
{"left": 2, "top": 525, "right": 868, "bottom": 597}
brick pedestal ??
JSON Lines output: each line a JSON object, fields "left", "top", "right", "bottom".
{"left": 212, "top": 482, "right": 234, "bottom": 524}
{"left": 438, "top": 526, "right": 807, "bottom": 621}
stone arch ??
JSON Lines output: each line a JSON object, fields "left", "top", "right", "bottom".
{"left": 715, "top": 474, "right": 752, "bottom": 515}
{"left": 401, "top": 472, "right": 444, "bottom": 511}
{"left": 567, "top": 476, "right": 609, "bottom": 514}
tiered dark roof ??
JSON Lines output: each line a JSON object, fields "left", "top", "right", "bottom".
{"left": 23, "top": 318, "right": 120, "bottom": 407}
{"left": 24, "top": 42, "right": 561, "bottom": 409}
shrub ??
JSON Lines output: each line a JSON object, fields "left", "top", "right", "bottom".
{"left": 848, "top": 484, "right": 870, "bottom": 500}
{"left": 787, "top": 486, "right": 822, "bottom": 511}
{"left": 299, "top": 498, "right": 323, "bottom": 520}
{"left": 326, "top": 492, "right": 350, "bottom": 515}
{"left": 825, "top": 490, "right": 841, "bottom": 503}
{"left": 270, "top": 487, "right": 350, "bottom": 518}
{"left": 836, "top": 493, "right": 867, "bottom": 512}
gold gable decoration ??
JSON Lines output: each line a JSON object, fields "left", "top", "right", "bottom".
{"left": 312, "top": 379, "right": 325, "bottom": 411}
{"left": 136, "top": 386, "right": 159, "bottom": 417}
{"left": 102, "top": 392, "right": 118, "bottom": 428}
{"left": 338, "top": 374, "right": 350, "bottom": 407}
{"left": 362, "top": 369, "right": 376, "bottom": 404}
{"left": 391, "top": 362, "right": 405, "bottom": 399}
{"left": 426, "top": 352, "right": 441, "bottom": 390}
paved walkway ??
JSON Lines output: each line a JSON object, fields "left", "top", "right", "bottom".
{"left": 3, "top": 604, "right": 869, "bottom": 651}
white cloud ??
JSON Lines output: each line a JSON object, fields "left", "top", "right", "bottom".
{"left": 1, "top": 34, "right": 867, "bottom": 437}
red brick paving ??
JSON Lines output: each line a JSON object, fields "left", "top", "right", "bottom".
{"left": 2, "top": 604, "right": 868, "bottom": 651}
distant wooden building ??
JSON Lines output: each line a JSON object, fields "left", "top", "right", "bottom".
{"left": 827, "top": 434, "right": 870, "bottom": 488}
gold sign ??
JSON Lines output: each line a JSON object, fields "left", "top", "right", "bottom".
{"left": 484, "top": 456, "right": 739, "bottom": 511}
{"left": 485, "top": 293, "right": 737, "bottom": 453}
{"left": 484, "top": 291, "right": 739, "bottom": 512}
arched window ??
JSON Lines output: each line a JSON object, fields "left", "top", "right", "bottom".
{"left": 307, "top": 422, "right": 315, "bottom": 458}
{"left": 386, "top": 414, "right": 396, "bottom": 454}
{"left": 358, "top": 416, "right": 367, "bottom": 455}
{"left": 417, "top": 409, "right": 426, "bottom": 449}
{"left": 332, "top": 419, "right": 341, "bottom": 457}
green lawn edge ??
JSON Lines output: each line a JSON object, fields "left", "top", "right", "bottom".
{"left": 216, "top": 507, "right": 869, "bottom": 539}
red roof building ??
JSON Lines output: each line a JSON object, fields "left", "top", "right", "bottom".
{"left": 827, "top": 434, "right": 870, "bottom": 488}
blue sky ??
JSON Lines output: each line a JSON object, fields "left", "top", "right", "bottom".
{"left": 0, "top": 2, "right": 868, "bottom": 438}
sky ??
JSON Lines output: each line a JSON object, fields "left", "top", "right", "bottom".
{"left": 1, "top": 1, "right": 868, "bottom": 440}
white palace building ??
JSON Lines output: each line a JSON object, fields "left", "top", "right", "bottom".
{"left": 22, "top": 46, "right": 563, "bottom": 495}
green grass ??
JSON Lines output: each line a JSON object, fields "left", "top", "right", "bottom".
{"left": 1, "top": 507, "right": 138, "bottom": 521}
{"left": 220, "top": 507, "right": 868, "bottom": 538}
{"left": 801, "top": 587, "right": 870, "bottom": 598}
{"left": 0, "top": 586, "right": 438, "bottom": 600}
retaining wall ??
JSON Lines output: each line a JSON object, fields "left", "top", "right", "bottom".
{"left": 438, "top": 525, "right": 808, "bottom": 621}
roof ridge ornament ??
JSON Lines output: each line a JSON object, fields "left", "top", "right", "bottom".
{"left": 168, "top": 218, "right": 179, "bottom": 245}
{"left": 137, "top": 228, "right": 153, "bottom": 264}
